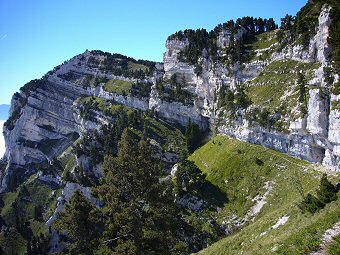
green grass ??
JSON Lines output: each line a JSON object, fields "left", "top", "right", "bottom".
{"left": 246, "top": 60, "right": 320, "bottom": 114}
{"left": 58, "top": 145, "right": 77, "bottom": 174}
{"left": 82, "top": 96, "right": 107, "bottom": 108}
{"left": 326, "top": 234, "right": 340, "bottom": 255}
{"left": 145, "top": 117, "right": 187, "bottom": 155}
{"left": 331, "top": 100, "right": 340, "bottom": 110}
{"left": 128, "top": 62, "right": 148, "bottom": 72}
{"left": 80, "top": 96, "right": 135, "bottom": 118}
{"left": 189, "top": 135, "right": 340, "bottom": 255}
{"left": 104, "top": 79, "right": 133, "bottom": 95}
{"left": 245, "top": 31, "right": 278, "bottom": 51}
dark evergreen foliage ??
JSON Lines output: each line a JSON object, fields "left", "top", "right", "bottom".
{"left": 95, "top": 129, "right": 184, "bottom": 254}
{"left": 218, "top": 86, "right": 252, "bottom": 116}
{"left": 88, "top": 50, "right": 155, "bottom": 79}
{"left": 173, "top": 160, "right": 206, "bottom": 196}
{"left": 298, "top": 174, "right": 338, "bottom": 214}
{"left": 316, "top": 174, "right": 338, "bottom": 204}
{"left": 298, "top": 193, "right": 325, "bottom": 214}
{"left": 297, "top": 73, "right": 308, "bottom": 116}
{"left": 54, "top": 190, "right": 103, "bottom": 255}
{"left": 185, "top": 120, "right": 202, "bottom": 152}
{"left": 169, "top": 16, "right": 277, "bottom": 67}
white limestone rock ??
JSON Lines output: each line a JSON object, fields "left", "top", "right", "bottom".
{"left": 306, "top": 88, "right": 329, "bottom": 136}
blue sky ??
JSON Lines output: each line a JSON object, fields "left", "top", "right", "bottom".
{"left": 0, "top": 0, "right": 307, "bottom": 104}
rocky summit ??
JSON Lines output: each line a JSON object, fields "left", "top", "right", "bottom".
{"left": 1, "top": 1, "right": 340, "bottom": 254}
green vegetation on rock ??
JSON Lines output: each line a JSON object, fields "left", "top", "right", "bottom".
{"left": 245, "top": 60, "right": 319, "bottom": 125}
{"left": 104, "top": 79, "right": 133, "bottom": 95}
{"left": 189, "top": 135, "right": 340, "bottom": 255}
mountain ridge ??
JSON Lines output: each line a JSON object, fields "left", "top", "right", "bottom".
{"left": 0, "top": 1, "right": 339, "bottom": 254}
{"left": 2, "top": 3, "right": 339, "bottom": 192}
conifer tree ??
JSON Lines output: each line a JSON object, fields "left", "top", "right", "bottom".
{"left": 185, "top": 119, "right": 201, "bottom": 152}
{"left": 54, "top": 190, "right": 103, "bottom": 255}
{"left": 316, "top": 174, "right": 338, "bottom": 204}
{"left": 96, "top": 128, "right": 180, "bottom": 254}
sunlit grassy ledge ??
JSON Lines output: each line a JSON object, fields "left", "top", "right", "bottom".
{"left": 189, "top": 135, "right": 340, "bottom": 255}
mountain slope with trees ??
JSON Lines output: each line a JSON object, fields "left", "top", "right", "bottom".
{"left": 0, "top": 0, "right": 340, "bottom": 254}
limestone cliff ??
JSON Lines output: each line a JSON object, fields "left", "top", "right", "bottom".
{"left": 1, "top": 5, "right": 339, "bottom": 192}
{"left": 159, "top": 5, "right": 340, "bottom": 171}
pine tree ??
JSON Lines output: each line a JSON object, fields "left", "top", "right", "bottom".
{"left": 173, "top": 160, "right": 206, "bottom": 196}
{"left": 297, "top": 72, "right": 308, "bottom": 115}
{"left": 96, "top": 128, "right": 180, "bottom": 254}
{"left": 280, "top": 14, "right": 295, "bottom": 31}
{"left": 54, "top": 190, "right": 103, "bottom": 255}
{"left": 185, "top": 120, "right": 201, "bottom": 152}
{"left": 316, "top": 174, "right": 338, "bottom": 204}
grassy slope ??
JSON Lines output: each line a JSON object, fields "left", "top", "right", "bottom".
{"left": 189, "top": 135, "right": 340, "bottom": 255}
{"left": 245, "top": 30, "right": 278, "bottom": 51}
{"left": 128, "top": 62, "right": 148, "bottom": 72}
{"left": 104, "top": 79, "right": 133, "bottom": 95}
{"left": 246, "top": 60, "right": 320, "bottom": 113}
{"left": 0, "top": 173, "right": 62, "bottom": 253}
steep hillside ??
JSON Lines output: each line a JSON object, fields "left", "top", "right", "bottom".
{"left": 2, "top": 1, "right": 340, "bottom": 193}
{"left": 0, "top": 0, "right": 340, "bottom": 254}
{"left": 190, "top": 135, "right": 340, "bottom": 254}
{"left": 0, "top": 122, "right": 5, "bottom": 158}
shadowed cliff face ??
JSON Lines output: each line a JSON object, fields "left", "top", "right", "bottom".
{"left": 1, "top": 6, "right": 339, "bottom": 191}
{"left": 2, "top": 79, "right": 81, "bottom": 190}
{"left": 0, "top": 121, "right": 5, "bottom": 158}
{"left": 0, "top": 50, "right": 209, "bottom": 191}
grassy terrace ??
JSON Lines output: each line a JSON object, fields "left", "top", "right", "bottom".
{"left": 245, "top": 60, "right": 320, "bottom": 113}
{"left": 80, "top": 96, "right": 134, "bottom": 117}
{"left": 128, "top": 61, "right": 149, "bottom": 72}
{"left": 79, "top": 96, "right": 187, "bottom": 155}
{"left": 245, "top": 30, "right": 278, "bottom": 51}
{"left": 104, "top": 79, "right": 133, "bottom": 95}
{"left": 189, "top": 135, "right": 340, "bottom": 255}
{"left": 145, "top": 117, "right": 187, "bottom": 154}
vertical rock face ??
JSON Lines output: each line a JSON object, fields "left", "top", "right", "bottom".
{"left": 1, "top": 6, "right": 339, "bottom": 191}
{"left": 306, "top": 88, "right": 329, "bottom": 136}
{"left": 2, "top": 81, "right": 81, "bottom": 191}
{"left": 163, "top": 38, "right": 195, "bottom": 82}
{"left": 160, "top": 6, "right": 339, "bottom": 171}
{"left": 217, "top": 30, "right": 232, "bottom": 48}
{"left": 314, "top": 6, "right": 332, "bottom": 64}
{"left": 325, "top": 92, "right": 340, "bottom": 168}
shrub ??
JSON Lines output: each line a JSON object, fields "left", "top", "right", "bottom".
{"left": 298, "top": 174, "right": 338, "bottom": 214}
{"left": 316, "top": 174, "right": 338, "bottom": 204}
{"left": 332, "top": 81, "right": 340, "bottom": 95}
{"left": 298, "top": 193, "right": 324, "bottom": 214}
{"left": 173, "top": 160, "right": 206, "bottom": 196}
